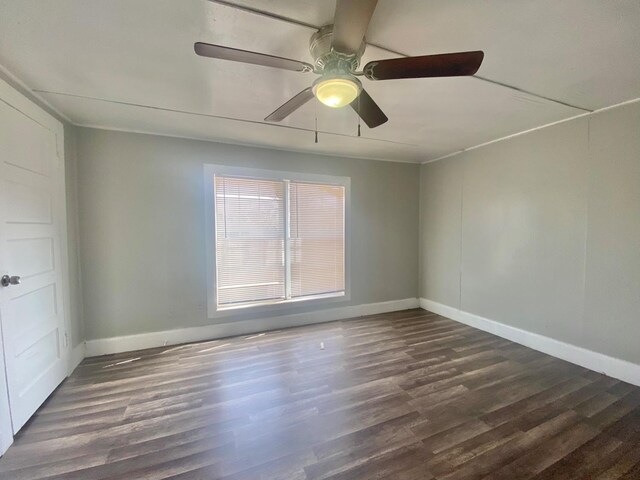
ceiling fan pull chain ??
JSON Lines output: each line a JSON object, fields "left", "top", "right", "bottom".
{"left": 357, "top": 95, "right": 361, "bottom": 137}
{"left": 315, "top": 97, "right": 319, "bottom": 143}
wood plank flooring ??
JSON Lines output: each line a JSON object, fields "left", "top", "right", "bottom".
{"left": 1, "top": 308, "right": 640, "bottom": 479}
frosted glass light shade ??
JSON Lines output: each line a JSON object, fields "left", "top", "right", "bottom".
{"left": 313, "top": 77, "right": 361, "bottom": 108}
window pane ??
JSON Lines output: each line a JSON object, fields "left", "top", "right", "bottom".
{"left": 290, "top": 182, "right": 345, "bottom": 298}
{"left": 215, "top": 176, "right": 285, "bottom": 305}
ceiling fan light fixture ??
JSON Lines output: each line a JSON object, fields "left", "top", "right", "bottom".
{"left": 312, "top": 75, "right": 361, "bottom": 108}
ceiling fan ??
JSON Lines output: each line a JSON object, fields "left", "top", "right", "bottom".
{"left": 195, "top": 0, "right": 484, "bottom": 129}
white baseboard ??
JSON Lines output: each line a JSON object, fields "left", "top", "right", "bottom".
{"left": 68, "top": 343, "right": 86, "bottom": 374}
{"left": 86, "top": 298, "right": 419, "bottom": 357}
{"left": 420, "top": 298, "right": 640, "bottom": 387}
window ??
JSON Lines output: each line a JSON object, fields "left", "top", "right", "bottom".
{"left": 205, "top": 165, "right": 349, "bottom": 315}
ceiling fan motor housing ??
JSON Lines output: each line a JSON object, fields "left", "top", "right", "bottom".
{"left": 310, "top": 25, "right": 365, "bottom": 73}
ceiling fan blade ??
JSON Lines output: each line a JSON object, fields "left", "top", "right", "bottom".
{"left": 331, "top": 0, "right": 378, "bottom": 55}
{"left": 363, "top": 51, "right": 484, "bottom": 80}
{"left": 265, "top": 87, "right": 315, "bottom": 122}
{"left": 195, "top": 42, "right": 314, "bottom": 73}
{"left": 350, "top": 89, "right": 388, "bottom": 128}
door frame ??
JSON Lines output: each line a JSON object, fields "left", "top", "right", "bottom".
{"left": 0, "top": 325, "right": 12, "bottom": 455}
{"left": 0, "top": 76, "right": 71, "bottom": 453}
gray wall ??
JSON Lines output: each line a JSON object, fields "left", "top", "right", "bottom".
{"left": 75, "top": 128, "right": 420, "bottom": 341}
{"left": 420, "top": 101, "right": 640, "bottom": 364}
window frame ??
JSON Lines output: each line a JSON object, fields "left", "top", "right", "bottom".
{"left": 204, "top": 164, "right": 351, "bottom": 319}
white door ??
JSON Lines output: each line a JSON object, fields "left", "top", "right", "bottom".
{"left": 0, "top": 95, "right": 69, "bottom": 435}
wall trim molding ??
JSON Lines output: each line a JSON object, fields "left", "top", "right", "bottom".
{"left": 422, "top": 97, "right": 640, "bottom": 165}
{"left": 86, "top": 297, "right": 420, "bottom": 357}
{"left": 420, "top": 298, "right": 640, "bottom": 387}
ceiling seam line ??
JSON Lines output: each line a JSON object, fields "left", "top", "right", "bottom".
{"left": 208, "top": 0, "right": 321, "bottom": 30}
{"left": 472, "top": 75, "right": 593, "bottom": 112}
{"left": 208, "top": 0, "right": 594, "bottom": 112}
{"left": 33, "top": 90, "right": 418, "bottom": 147}
{"left": 206, "top": 0, "right": 408, "bottom": 57}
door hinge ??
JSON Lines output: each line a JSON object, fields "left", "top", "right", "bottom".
{"left": 64, "top": 332, "right": 69, "bottom": 348}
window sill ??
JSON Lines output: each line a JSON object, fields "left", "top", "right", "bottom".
{"left": 208, "top": 291, "right": 348, "bottom": 319}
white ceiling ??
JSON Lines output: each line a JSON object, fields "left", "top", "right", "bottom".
{"left": 0, "top": 0, "right": 638, "bottom": 163}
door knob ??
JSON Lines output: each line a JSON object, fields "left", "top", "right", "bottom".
{"left": 0, "top": 275, "right": 20, "bottom": 287}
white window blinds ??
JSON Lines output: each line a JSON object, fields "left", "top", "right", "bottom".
{"left": 214, "top": 174, "right": 345, "bottom": 309}
{"left": 290, "top": 182, "right": 345, "bottom": 298}
{"left": 215, "top": 176, "right": 286, "bottom": 306}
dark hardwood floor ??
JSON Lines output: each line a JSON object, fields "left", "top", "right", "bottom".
{"left": 1, "top": 308, "right": 640, "bottom": 479}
